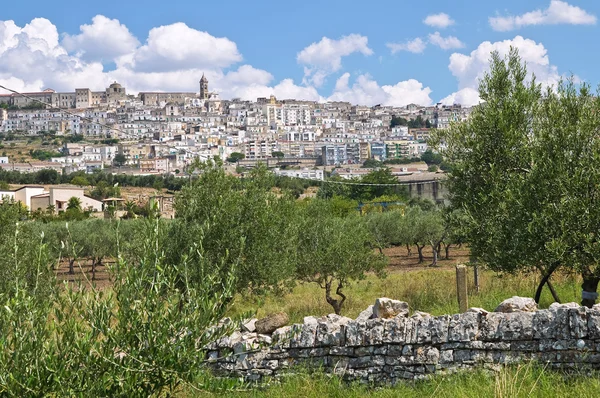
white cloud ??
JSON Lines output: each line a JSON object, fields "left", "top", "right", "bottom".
{"left": 297, "top": 34, "right": 373, "bottom": 87}
{"left": 439, "top": 88, "right": 480, "bottom": 106}
{"left": 423, "top": 13, "right": 455, "bottom": 29}
{"left": 0, "top": 18, "right": 108, "bottom": 92}
{"left": 386, "top": 38, "right": 427, "bottom": 54}
{"left": 442, "top": 36, "right": 562, "bottom": 106}
{"left": 428, "top": 32, "right": 465, "bottom": 50}
{"left": 490, "top": 0, "right": 596, "bottom": 31}
{"left": 131, "top": 22, "right": 242, "bottom": 72}
{"left": 328, "top": 73, "right": 432, "bottom": 106}
{"left": 62, "top": 15, "right": 140, "bottom": 62}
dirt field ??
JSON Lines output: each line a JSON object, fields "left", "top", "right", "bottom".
{"left": 385, "top": 244, "right": 470, "bottom": 272}
{"left": 54, "top": 244, "right": 471, "bottom": 290}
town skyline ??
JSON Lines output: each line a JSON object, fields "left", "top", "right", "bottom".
{"left": 2, "top": 1, "right": 599, "bottom": 107}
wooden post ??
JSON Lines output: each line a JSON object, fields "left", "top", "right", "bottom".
{"left": 470, "top": 255, "right": 480, "bottom": 293}
{"left": 473, "top": 265, "right": 480, "bottom": 293}
{"left": 456, "top": 264, "right": 468, "bottom": 313}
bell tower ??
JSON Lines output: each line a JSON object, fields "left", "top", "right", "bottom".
{"left": 200, "top": 73, "right": 209, "bottom": 100}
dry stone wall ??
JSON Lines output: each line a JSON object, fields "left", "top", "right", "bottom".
{"left": 207, "top": 297, "right": 600, "bottom": 384}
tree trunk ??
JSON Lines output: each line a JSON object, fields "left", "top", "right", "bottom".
{"left": 430, "top": 244, "right": 438, "bottom": 267}
{"left": 416, "top": 245, "right": 425, "bottom": 264}
{"left": 581, "top": 274, "right": 600, "bottom": 308}
{"left": 445, "top": 243, "right": 452, "bottom": 260}
{"left": 325, "top": 280, "right": 346, "bottom": 315}
{"left": 534, "top": 263, "right": 561, "bottom": 304}
{"left": 92, "top": 257, "right": 97, "bottom": 281}
{"left": 546, "top": 280, "right": 561, "bottom": 303}
{"left": 405, "top": 244, "right": 412, "bottom": 257}
{"left": 69, "top": 258, "right": 75, "bottom": 275}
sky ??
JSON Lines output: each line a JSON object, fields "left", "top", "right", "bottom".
{"left": 0, "top": 0, "right": 599, "bottom": 107}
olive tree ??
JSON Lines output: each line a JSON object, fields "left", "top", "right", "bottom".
{"left": 296, "top": 200, "right": 387, "bottom": 314}
{"left": 434, "top": 48, "right": 600, "bottom": 306}
{"left": 167, "top": 158, "right": 299, "bottom": 294}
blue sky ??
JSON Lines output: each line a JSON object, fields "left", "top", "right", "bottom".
{"left": 0, "top": 0, "right": 598, "bottom": 106}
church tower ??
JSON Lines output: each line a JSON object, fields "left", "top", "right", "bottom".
{"left": 200, "top": 74, "right": 209, "bottom": 100}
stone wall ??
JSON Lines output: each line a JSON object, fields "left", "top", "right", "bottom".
{"left": 207, "top": 297, "right": 600, "bottom": 384}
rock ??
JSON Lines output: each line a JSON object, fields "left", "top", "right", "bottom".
{"left": 494, "top": 296, "right": 537, "bottom": 313}
{"left": 255, "top": 312, "right": 289, "bottom": 334}
{"left": 373, "top": 298, "right": 409, "bottom": 319}
{"left": 467, "top": 307, "right": 489, "bottom": 316}
{"left": 241, "top": 318, "right": 257, "bottom": 333}
{"left": 303, "top": 316, "right": 319, "bottom": 326}
{"left": 326, "top": 313, "right": 352, "bottom": 325}
{"left": 356, "top": 305, "right": 374, "bottom": 322}
{"left": 412, "top": 311, "right": 432, "bottom": 318}
{"left": 550, "top": 302, "right": 580, "bottom": 311}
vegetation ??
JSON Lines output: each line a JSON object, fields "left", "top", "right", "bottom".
{"left": 390, "top": 115, "right": 431, "bottom": 129}
{"left": 296, "top": 200, "right": 387, "bottom": 314}
{"left": 434, "top": 48, "right": 600, "bottom": 307}
{"left": 202, "top": 364, "right": 600, "bottom": 398}
{"left": 113, "top": 153, "right": 127, "bottom": 166}
{"left": 0, "top": 168, "right": 187, "bottom": 191}
{"left": 226, "top": 152, "right": 245, "bottom": 163}
{"left": 29, "top": 149, "right": 65, "bottom": 162}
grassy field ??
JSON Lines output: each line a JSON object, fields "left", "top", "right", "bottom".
{"left": 228, "top": 246, "right": 581, "bottom": 323}
{"left": 196, "top": 364, "right": 600, "bottom": 397}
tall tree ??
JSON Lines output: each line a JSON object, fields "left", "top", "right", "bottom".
{"left": 434, "top": 48, "right": 600, "bottom": 307}
{"left": 296, "top": 200, "right": 386, "bottom": 314}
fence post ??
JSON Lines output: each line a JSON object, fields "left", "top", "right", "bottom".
{"left": 456, "top": 264, "right": 468, "bottom": 313}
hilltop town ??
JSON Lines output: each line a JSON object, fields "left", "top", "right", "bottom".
{"left": 0, "top": 77, "right": 471, "bottom": 180}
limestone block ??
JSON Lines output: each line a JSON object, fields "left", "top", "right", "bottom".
{"left": 356, "top": 305, "right": 374, "bottom": 322}
{"left": 373, "top": 298, "right": 409, "bottom": 319}
{"left": 242, "top": 318, "right": 257, "bottom": 333}
{"left": 364, "top": 318, "right": 386, "bottom": 345}
{"left": 448, "top": 312, "right": 480, "bottom": 342}
{"left": 255, "top": 312, "right": 289, "bottom": 335}
{"left": 494, "top": 297, "right": 537, "bottom": 313}
{"left": 383, "top": 317, "right": 408, "bottom": 344}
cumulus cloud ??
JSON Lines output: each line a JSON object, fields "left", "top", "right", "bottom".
{"left": 0, "top": 18, "right": 109, "bottom": 92}
{"left": 62, "top": 15, "right": 140, "bottom": 62}
{"left": 490, "top": 0, "right": 596, "bottom": 31}
{"left": 441, "top": 36, "right": 562, "bottom": 106}
{"left": 297, "top": 34, "right": 373, "bottom": 87}
{"left": 423, "top": 13, "right": 455, "bottom": 29}
{"left": 0, "top": 16, "right": 322, "bottom": 103}
{"left": 131, "top": 22, "right": 242, "bottom": 72}
{"left": 428, "top": 32, "right": 465, "bottom": 50}
{"left": 328, "top": 73, "right": 432, "bottom": 106}
{"left": 439, "top": 88, "right": 480, "bottom": 106}
{"left": 386, "top": 38, "right": 427, "bottom": 54}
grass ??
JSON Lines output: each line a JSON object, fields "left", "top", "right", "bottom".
{"left": 228, "top": 266, "right": 582, "bottom": 324}
{"left": 192, "top": 364, "right": 600, "bottom": 397}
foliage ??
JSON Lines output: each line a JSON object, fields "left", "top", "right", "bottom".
{"left": 0, "top": 169, "right": 186, "bottom": 192}
{"left": 391, "top": 115, "right": 431, "bottom": 129}
{"left": 272, "top": 151, "right": 285, "bottom": 159}
{"left": 29, "top": 149, "right": 64, "bottom": 161}
{"left": 382, "top": 157, "right": 421, "bottom": 165}
{"left": 433, "top": 48, "right": 600, "bottom": 306}
{"left": 70, "top": 175, "right": 90, "bottom": 186}
{"left": 113, "top": 153, "right": 127, "bottom": 167}
{"left": 296, "top": 200, "right": 387, "bottom": 314}
{"left": 169, "top": 158, "right": 299, "bottom": 295}
{"left": 362, "top": 159, "right": 383, "bottom": 168}
{"left": 226, "top": 152, "right": 245, "bottom": 163}
{"left": 0, "top": 216, "right": 242, "bottom": 395}
{"left": 420, "top": 149, "right": 443, "bottom": 165}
